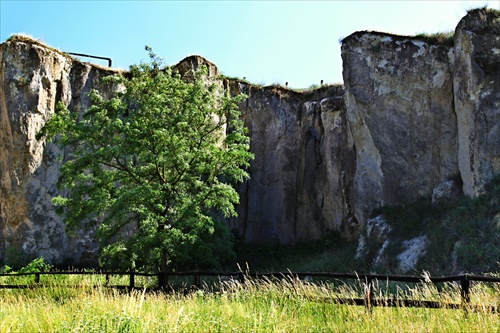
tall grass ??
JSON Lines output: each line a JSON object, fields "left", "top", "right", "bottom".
{"left": 0, "top": 274, "right": 498, "bottom": 332}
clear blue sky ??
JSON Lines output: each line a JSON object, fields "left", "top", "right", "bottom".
{"left": 1, "top": 0, "right": 498, "bottom": 88}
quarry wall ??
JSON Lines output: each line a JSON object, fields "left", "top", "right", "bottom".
{"left": 0, "top": 9, "right": 498, "bottom": 265}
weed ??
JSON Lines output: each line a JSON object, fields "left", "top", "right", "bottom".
{"left": 415, "top": 31, "right": 454, "bottom": 46}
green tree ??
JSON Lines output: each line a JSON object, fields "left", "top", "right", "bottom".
{"left": 37, "top": 48, "right": 253, "bottom": 275}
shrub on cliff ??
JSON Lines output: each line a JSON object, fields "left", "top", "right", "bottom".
{"left": 37, "top": 47, "right": 253, "bottom": 275}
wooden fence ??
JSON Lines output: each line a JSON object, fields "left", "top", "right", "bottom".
{"left": 1, "top": 270, "right": 499, "bottom": 311}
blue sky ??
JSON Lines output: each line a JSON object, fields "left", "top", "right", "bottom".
{"left": 1, "top": 1, "right": 498, "bottom": 88}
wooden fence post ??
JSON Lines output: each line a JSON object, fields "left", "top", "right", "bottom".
{"left": 194, "top": 274, "right": 200, "bottom": 289}
{"left": 106, "top": 273, "right": 110, "bottom": 285}
{"left": 364, "top": 277, "right": 373, "bottom": 312}
{"left": 35, "top": 273, "right": 40, "bottom": 284}
{"left": 158, "top": 272, "right": 168, "bottom": 289}
{"left": 129, "top": 272, "right": 135, "bottom": 289}
{"left": 460, "top": 276, "right": 470, "bottom": 313}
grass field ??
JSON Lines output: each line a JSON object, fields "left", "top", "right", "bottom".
{"left": 0, "top": 273, "right": 498, "bottom": 333}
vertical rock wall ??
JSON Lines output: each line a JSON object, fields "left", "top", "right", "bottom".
{"left": 0, "top": 37, "right": 121, "bottom": 265}
{"left": 226, "top": 83, "right": 354, "bottom": 243}
{"left": 341, "top": 32, "right": 458, "bottom": 224}
{"left": 0, "top": 8, "right": 499, "bottom": 265}
{"left": 453, "top": 8, "right": 500, "bottom": 197}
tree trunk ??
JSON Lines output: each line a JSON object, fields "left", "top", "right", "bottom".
{"left": 158, "top": 216, "right": 169, "bottom": 289}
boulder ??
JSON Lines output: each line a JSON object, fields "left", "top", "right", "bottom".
{"left": 431, "top": 179, "right": 462, "bottom": 204}
{"left": 397, "top": 235, "right": 427, "bottom": 273}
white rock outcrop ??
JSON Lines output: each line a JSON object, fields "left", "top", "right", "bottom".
{"left": 397, "top": 235, "right": 428, "bottom": 273}
{"left": 453, "top": 9, "right": 500, "bottom": 196}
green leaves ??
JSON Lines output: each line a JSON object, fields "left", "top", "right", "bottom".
{"left": 38, "top": 48, "right": 253, "bottom": 272}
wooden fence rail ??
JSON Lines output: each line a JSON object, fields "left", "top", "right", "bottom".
{"left": 1, "top": 270, "right": 498, "bottom": 311}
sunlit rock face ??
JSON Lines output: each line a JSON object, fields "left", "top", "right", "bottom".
{"left": 341, "top": 31, "right": 458, "bottom": 226}
{"left": 453, "top": 8, "right": 500, "bottom": 197}
{"left": 0, "top": 37, "right": 120, "bottom": 266}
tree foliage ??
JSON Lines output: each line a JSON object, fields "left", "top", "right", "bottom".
{"left": 37, "top": 48, "right": 253, "bottom": 272}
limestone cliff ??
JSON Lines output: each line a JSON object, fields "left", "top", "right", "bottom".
{"left": 0, "top": 37, "right": 352, "bottom": 264}
{"left": 0, "top": 8, "right": 499, "bottom": 267}
{"left": 341, "top": 8, "right": 500, "bottom": 229}
{"left": 224, "top": 82, "right": 356, "bottom": 243}
{"left": 0, "top": 36, "right": 121, "bottom": 265}
{"left": 453, "top": 8, "right": 500, "bottom": 197}
{"left": 341, "top": 32, "right": 458, "bottom": 225}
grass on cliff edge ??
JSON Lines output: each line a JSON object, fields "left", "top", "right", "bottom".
{"left": 1, "top": 273, "right": 499, "bottom": 333}
{"left": 414, "top": 31, "right": 454, "bottom": 46}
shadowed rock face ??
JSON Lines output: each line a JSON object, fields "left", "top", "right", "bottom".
{"left": 0, "top": 9, "right": 499, "bottom": 265}
{"left": 225, "top": 82, "right": 356, "bottom": 244}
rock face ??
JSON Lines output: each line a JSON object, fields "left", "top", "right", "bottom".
{"left": 0, "top": 8, "right": 499, "bottom": 266}
{"left": 225, "top": 83, "right": 356, "bottom": 243}
{"left": 341, "top": 32, "right": 458, "bottom": 225}
{"left": 0, "top": 36, "right": 121, "bottom": 265}
{"left": 453, "top": 9, "right": 500, "bottom": 197}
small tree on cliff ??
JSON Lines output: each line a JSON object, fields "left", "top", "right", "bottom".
{"left": 37, "top": 48, "right": 253, "bottom": 274}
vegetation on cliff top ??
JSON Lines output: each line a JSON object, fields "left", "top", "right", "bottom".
{"left": 414, "top": 31, "right": 454, "bottom": 47}
{"left": 464, "top": 6, "right": 500, "bottom": 33}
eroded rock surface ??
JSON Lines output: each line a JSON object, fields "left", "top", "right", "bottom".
{"left": 225, "top": 83, "right": 355, "bottom": 243}
{"left": 453, "top": 8, "right": 500, "bottom": 196}
{"left": 0, "top": 37, "right": 121, "bottom": 265}
{"left": 341, "top": 32, "right": 458, "bottom": 226}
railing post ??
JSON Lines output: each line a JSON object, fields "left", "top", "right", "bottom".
{"left": 158, "top": 272, "right": 168, "bottom": 289}
{"left": 35, "top": 273, "right": 40, "bottom": 284}
{"left": 460, "top": 275, "right": 470, "bottom": 313}
{"left": 364, "top": 277, "right": 373, "bottom": 312}
{"left": 194, "top": 274, "right": 201, "bottom": 289}
{"left": 129, "top": 272, "right": 135, "bottom": 289}
{"left": 106, "top": 273, "right": 110, "bottom": 285}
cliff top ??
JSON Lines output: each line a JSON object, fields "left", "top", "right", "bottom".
{"left": 3, "top": 34, "right": 70, "bottom": 57}
{"left": 1, "top": 34, "right": 125, "bottom": 73}
{"left": 2, "top": 34, "right": 344, "bottom": 101}
{"left": 458, "top": 7, "right": 500, "bottom": 34}
{"left": 341, "top": 30, "right": 454, "bottom": 47}
{"left": 342, "top": 7, "right": 500, "bottom": 47}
